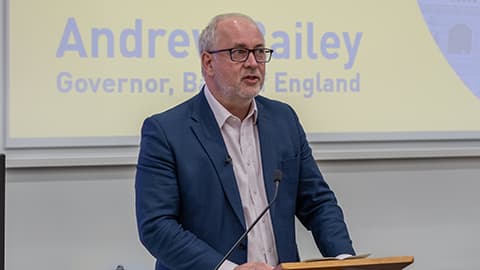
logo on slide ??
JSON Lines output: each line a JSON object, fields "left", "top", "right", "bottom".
{"left": 418, "top": 0, "right": 480, "bottom": 99}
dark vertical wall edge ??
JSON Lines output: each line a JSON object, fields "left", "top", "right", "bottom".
{"left": 0, "top": 154, "right": 4, "bottom": 270}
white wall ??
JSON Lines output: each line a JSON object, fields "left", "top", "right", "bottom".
{"left": 5, "top": 158, "right": 480, "bottom": 270}
{"left": 5, "top": 166, "right": 153, "bottom": 270}
{"left": 298, "top": 158, "right": 480, "bottom": 270}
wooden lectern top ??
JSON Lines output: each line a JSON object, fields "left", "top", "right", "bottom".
{"left": 278, "top": 256, "right": 414, "bottom": 270}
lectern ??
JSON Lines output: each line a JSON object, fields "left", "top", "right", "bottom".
{"left": 278, "top": 256, "right": 414, "bottom": 270}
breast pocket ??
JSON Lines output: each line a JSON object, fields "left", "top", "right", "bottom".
{"left": 280, "top": 156, "right": 300, "bottom": 184}
{"left": 278, "top": 156, "right": 300, "bottom": 210}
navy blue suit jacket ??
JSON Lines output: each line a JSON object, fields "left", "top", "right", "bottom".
{"left": 135, "top": 90, "right": 354, "bottom": 270}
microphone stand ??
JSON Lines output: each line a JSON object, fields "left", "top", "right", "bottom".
{"left": 213, "top": 172, "right": 281, "bottom": 270}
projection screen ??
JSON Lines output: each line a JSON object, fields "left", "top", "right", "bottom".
{"left": 5, "top": 0, "right": 480, "bottom": 148}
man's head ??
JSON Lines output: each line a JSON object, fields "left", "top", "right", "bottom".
{"left": 198, "top": 13, "right": 272, "bottom": 117}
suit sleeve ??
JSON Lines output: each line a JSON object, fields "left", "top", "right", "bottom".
{"left": 290, "top": 107, "right": 356, "bottom": 257}
{"left": 135, "top": 116, "right": 223, "bottom": 269}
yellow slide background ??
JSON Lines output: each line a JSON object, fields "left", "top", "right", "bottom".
{"left": 8, "top": 0, "right": 480, "bottom": 140}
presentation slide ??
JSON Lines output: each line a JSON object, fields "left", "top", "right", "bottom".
{"left": 6, "top": 0, "right": 480, "bottom": 147}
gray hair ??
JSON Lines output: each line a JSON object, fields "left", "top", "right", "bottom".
{"left": 198, "top": 13, "right": 260, "bottom": 55}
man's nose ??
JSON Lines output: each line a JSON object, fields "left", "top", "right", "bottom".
{"left": 244, "top": 51, "right": 259, "bottom": 67}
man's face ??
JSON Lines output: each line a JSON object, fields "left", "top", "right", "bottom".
{"left": 204, "top": 17, "right": 266, "bottom": 105}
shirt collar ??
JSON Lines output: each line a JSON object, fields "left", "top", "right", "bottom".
{"left": 204, "top": 85, "right": 258, "bottom": 128}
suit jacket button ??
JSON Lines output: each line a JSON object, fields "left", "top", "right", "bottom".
{"left": 239, "top": 243, "right": 246, "bottom": 250}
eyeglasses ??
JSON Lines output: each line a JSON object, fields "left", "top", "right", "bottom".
{"left": 207, "top": 47, "right": 274, "bottom": 63}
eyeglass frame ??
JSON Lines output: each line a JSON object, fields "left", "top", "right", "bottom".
{"left": 207, "top": 47, "right": 274, "bottom": 63}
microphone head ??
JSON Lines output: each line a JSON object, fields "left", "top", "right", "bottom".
{"left": 273, "top": 169, "right": 282, "bottom": 183}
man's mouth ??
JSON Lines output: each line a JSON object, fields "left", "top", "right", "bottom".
{"left": 242, "top": 75, "right": 260, "bottom": 83}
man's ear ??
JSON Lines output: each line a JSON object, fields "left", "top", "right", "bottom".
{"left": 201, "top": 52, "right": 214, "bottom": 76}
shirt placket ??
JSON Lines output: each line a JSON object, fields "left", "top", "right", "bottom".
{"left": 240, "top": 119, "right": 269, "bottom": 263}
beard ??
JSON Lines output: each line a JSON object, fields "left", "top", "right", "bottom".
{"left": 217, "top": 72, "right": 264, "bottom": 101}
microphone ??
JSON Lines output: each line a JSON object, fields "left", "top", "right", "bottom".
{"left": 225, "top": 155, "right": 232, "bottom": 164}
{"left": 213, "top": 169, "right": 282, "bottom": 270}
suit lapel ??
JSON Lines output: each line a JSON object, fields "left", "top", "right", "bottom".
{"left": 256, "top": 100, "right": 279, "bottom": 220}
{"left": 189, "top": 91, "right": 246, "bottom": 229}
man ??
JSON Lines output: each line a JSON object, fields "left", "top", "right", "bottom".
{"left": 135, "top": 13, "right": 355, "bottom": 270}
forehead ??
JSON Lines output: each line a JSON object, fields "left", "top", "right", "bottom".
{"left": 215, "top": 17, "right": 264, "bottom": 47}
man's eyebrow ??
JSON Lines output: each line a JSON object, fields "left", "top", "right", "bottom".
{"left": 231, "top": 43, "right": 266, "bottom": 49}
